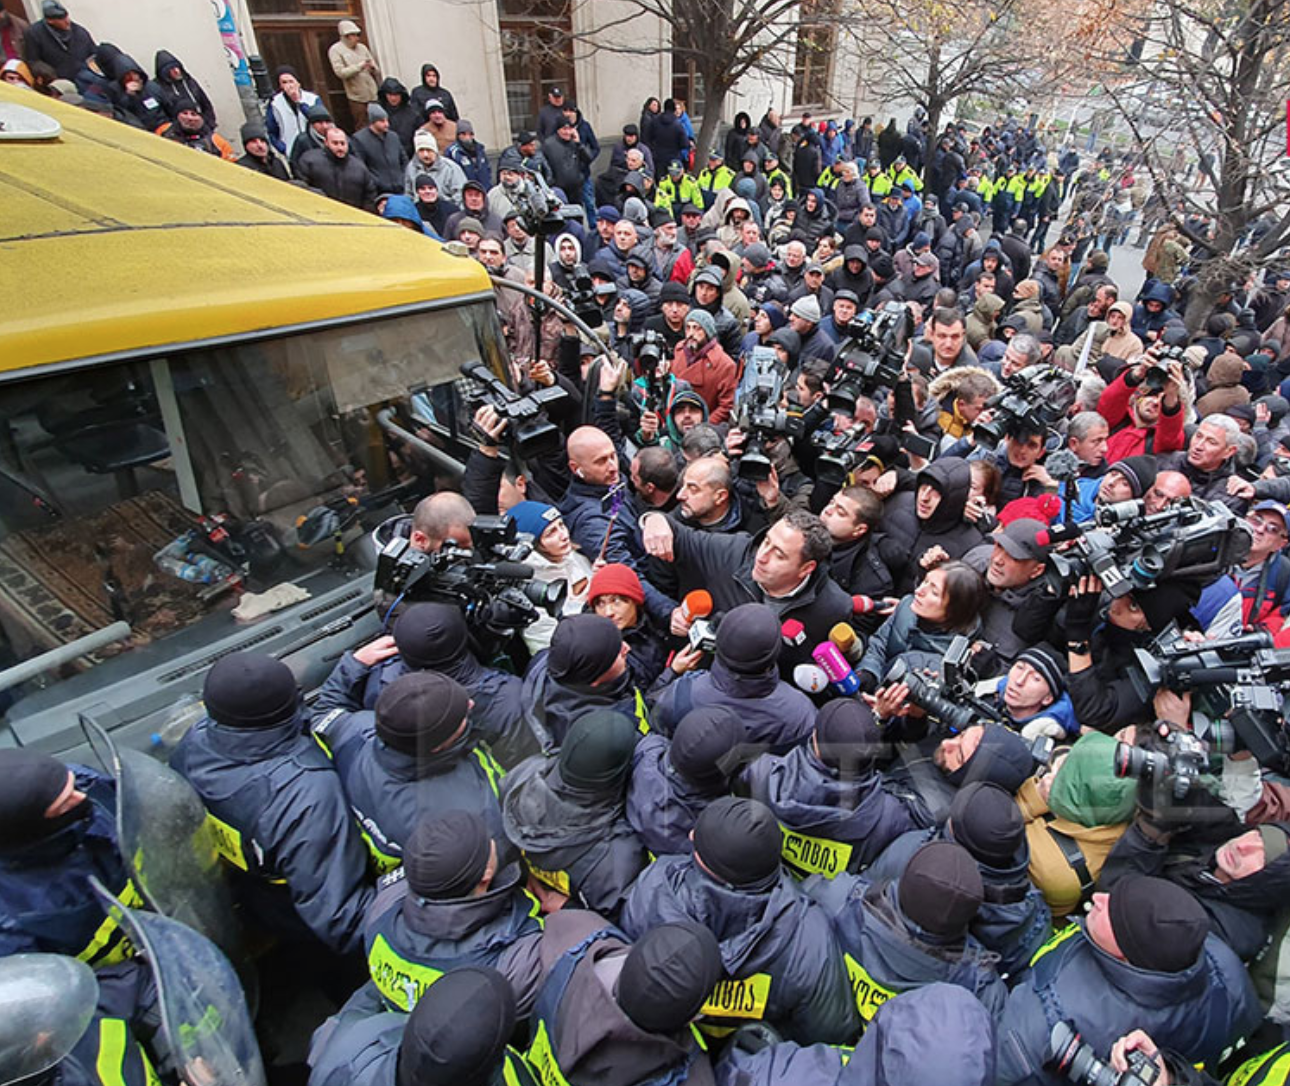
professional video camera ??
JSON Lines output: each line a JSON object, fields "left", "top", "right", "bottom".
{"left": 460, "top": 361, "right": 568, "bottom": 459}
{"left": 1127, "top": 628, "right": 1290, "bottom": 769}
{"left": 627, "top": 329, "right": 668, "bottom": 412}
{"left": 812, "top": 424, "right": 875, "bottom": 493}
{"left": 735, "top": 371, "right": 805, "bottom": 482}
{"left": 1047, "top": 1022, "right": 1160, "bottom": 1086}
{"left": 1114, "top": 722, "right": 1209, "bottom": 801}
{"left": 374, "top": 514, "right": 567, "bottom": 640}
{"left": 884, "top": 636, "right": 1003, "bottom": 734}
{"left": 1041, "top": 498, "right": 1251, "bottom": 599}
{"left": 510, "top": 171, "right": 584, "bottom": 239}
{"left": 973, "top": 364, "right": 1077, "bottom": 450}
{"left": 564, "top": 262, "right": 614, "bottom": 330}
{"left": 827, "top": 302, "right": 914, "bottom": 395}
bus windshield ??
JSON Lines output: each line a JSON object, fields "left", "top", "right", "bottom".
{"left": 0, "top": 300, "right": 503, "bottom": 732}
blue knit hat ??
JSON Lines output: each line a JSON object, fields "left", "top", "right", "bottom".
{"left": 505, "top": 501, "right": 561, "bottom": 541}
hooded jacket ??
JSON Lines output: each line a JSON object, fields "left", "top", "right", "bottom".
{"left": 893, "top": 457, "right": 985, "bottom": 593}
{"left": 743, "top": 745, "right": 925, "bottom": 875}
{"left": 996, "top": 924, "right": 1260, "bottom": 1086}
{"left": 650, "top": 659, "right": 816, "bottom": 756}
{"left": 967, "top": 293, "right": 1007, "bottom": 350}
{"left": 170, "top": 709, "right": 375, "bottom": 954}
{"left": 519, "top": 646, "right": 648, "bottom": 757}
{"left": 1132, "top": 281, "right": 1181, "bottom": 341}
{"left": 376, "top": 77, "right": 420, "bottom": 152}
{"left": 620, "top": 856, "right": 859, "bottom": 1044}
{"left": 806, "top": 877, "right": 1008, "bottom": 1022}
{"left": 107, "top": 52, "right": 167, "bottom": 131}
{"left": 149, "top": 50, "right": 214, "bottom": 129}
{"left": 1195, "top": 351, "right": 1251, "bottom": 417}
{"left": 500, "top": 755, "right": 647, "bottom": 920}
{"left": 625, "top": 733, "right": 726, "bottom": 857}
{"left": 410, "top": 64, "right": 458, "bottom": 121}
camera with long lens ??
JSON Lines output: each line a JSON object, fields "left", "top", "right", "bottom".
{"left": 1047, "top": 1022, "right": 1160, "bottom": 1086}
{"left": 1128, "top": 628, "right": 1290, "bottom": 769}
{"left": 1114, "top": 722, "right": 1209, "bottom": 801}
{"left": 812, "top": 423, "right": 873, "bottom": 493}
{"left": 628, "top": 329, "right": 667, "bottom": 411}
{"left": 826, "top": 302, "right": 914, "bottom": 394}
{"left": 1042, "top": 498, "right": 1252, "bottom": 599}
{"left": 736, "top": 371, "right": 804, "bottom": 482}
{"left": 973, "top": 364, "right": 1077, "bottom": 450}
{"left": 460, "top": 361, "right": 568, "bottom": 459}
{"left": 1141, "top": 343, "right": 1189, "bottom": 393}
{"left": 374, "top": 514, "right": 567, "bottom": 641}
{"left": 883, "top": 636, "right": 1001, "bottom": 734}
{"left": 565, "top": 262, "right": 613, "bottom": 330}
{"left": 511, "top": 172, "right": 584, "bottom": 238}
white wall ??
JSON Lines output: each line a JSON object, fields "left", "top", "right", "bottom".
{"left": 571, "top": 0, "right": 667, "bottom": 138}
{"left": 26, "top": 0, "right": 246, "bottom": 139}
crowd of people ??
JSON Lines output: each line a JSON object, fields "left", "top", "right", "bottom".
{"left": 9, "top": 4, "right": 1290, "bottom": 1086}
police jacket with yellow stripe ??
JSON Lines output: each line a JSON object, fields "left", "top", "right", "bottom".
{"left": 620, "top": 855, "right": 858, "bottom": 1045}
{"left": 0, "top": 767, "right": 139, "bottom": 965}
{"left": 359, "top": 862, "right": 543, "bottom": 1014}
{"left": 171, "top": 710, "right": 374, "bottom": 954}
{"left": 996, "top": 925, "right": 1260, "bottom": 1086}
{"left": 501, "top": 755, "right": 647, "bottom": 921}
{"left": 316, "top": 709, "right": 506, "bottom": 870}
{"left": 742, "top": 746, "right": 925, "bottom": 878}
{"left": 805, "top": 876, "right": 1007, "bottom": 1023}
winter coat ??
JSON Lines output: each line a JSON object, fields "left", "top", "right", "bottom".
{"left": 967, "top": 294, "right": 1007, "bottom": 350}
{"left": 328, "top": 35, "right": 379, "bottom": 103}
{"left": 857, "top": 595, "right": 978, "bottom": 691}
{"left": 23, "top": 16, "right": 94, "bottom": 81}
{"left": 376, "top": 77, "right": 419, "bottom": 153}
{"left": 409, "top": 65, "right": 459, "bottom": 121}
{"left": 621, "top": 856, "right": 859, "bottom": 1044}
{"left": 1097, "top": 368, "right": 1186, "bottom": 461}
{"left": 625, "top": 733, "right": 725, "bottom": 857}
{"left": 648, "top": 112, "right": 689, "bottom": 172}
{"left": 743, "top": 745, "right": 925, "bottom": 876}
{"left": 501, "top": 755, "right": 647, "bottom": 919}
{"left": 266, "top": 88, "right": 320, "bottom": 155}
{"left": 670, "top": 337, "right": 737, "bottom": 425}
{"left": 996, "top": 925, "right": 1260, "bottom": 1086}
{"left": 402, "top": 152, "right": 466, "bottom": 205}
{"left": 446, "top": 136, "right": 491, "bottom": 189}
{"left": 543, "top": 132, "right": 595, "bottom": 196}
{"left": 170, "top": 710, "right": 374, "bottom": 954}
{"left": 650, "top": 659, "right": 816, "bottom": 756}
{"left": 519, "top": 648, "right": 648, "bottom": 755}
{"left": 298, "top": 147, "right": 378, "bottom": 209}
{"left": 150, "top": 50, "right": 214, "bottom": 129}
{"left": 891, "top": 457, "right": 985, "bottom": 593}
{"left": 351, "top": 124, "right": 408, "bottom": 195}
{"left": 1195, "top": 352, "right": 1250, "bottom": 417}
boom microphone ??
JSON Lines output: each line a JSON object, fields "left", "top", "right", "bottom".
{"left": 792, "top": 663, "right": 830, "bottom": 694}
{"left": 680, "top": 590, "right": 713, "bottom": 623}
{"left": 813, "top": 641, "right": 861, "bottom": 696}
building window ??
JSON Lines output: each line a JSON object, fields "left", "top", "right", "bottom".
{"left": 498, "top": 0, "right": 575, "bottom": 136}
{"left": 671, "top": 28, "right": 705, "bottom": 123}
{"left": 792, "top": 0, "right": 836, "bottom": 109}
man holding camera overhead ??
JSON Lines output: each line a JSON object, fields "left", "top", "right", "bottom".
{"left": 1097, "top": 352, "right": 1187, "bottom": 463}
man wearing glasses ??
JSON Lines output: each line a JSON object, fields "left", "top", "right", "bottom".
{"left": 1236, "top": 501, "right": 1290, "bottom": 632}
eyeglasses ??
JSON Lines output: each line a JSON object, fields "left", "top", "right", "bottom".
{"left": 1249, "top": 516, "right": 1288, "bottom": 537}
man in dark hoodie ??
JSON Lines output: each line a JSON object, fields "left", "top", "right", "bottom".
{"left": 519, "top": 614, "right": 649, "bottom": 753}
{"left": 312, "top": 670, "right": 506, "bottom": 873}
{"left": 409, "top": 62, "right": 457, "bottom": 121}
{"left": 865, "top": 782, "right": 1053, "bottom": 977}
{"left": 106, "top": 52, "right": 167, "bottom": 131}
{"left": 744, "top": 699, "right": 927, "bottom": 877}
{"left": 376, "top": 76, "right": 419, "bottom": 152}
{"left": 626, "top": 706, "right": 747, "bottom": 857}
{"left": 1132, "top": 281, "right": 1182, "bottom": 342}
{"left": 354, "top": 810, "right": 543, "bottom": 1014}
{"left": 647, "top": 98, "right": 689, "bottom": 173}
{"left": 525, "top": 913, "right": 721, "bottom": 1086}
{"left": 150, "top": 49, "right": 215, "bottom": 131}
{"left": 651, "top": 602, "right": 818, "bottom": 754}
{"left": 501, "top": 710, "right": 647, "bottom": 919}
{"left": 170, "top": 653, "right": 374, "bottom": 955}
{"left": 806, "top": 840, "right": 1008, "bottom": 1022}
{"left": 621, "top": 797, "right": 859, "bottom": 1044}
{"left": 889, "top": 457, "right": 985, "bottom": 593}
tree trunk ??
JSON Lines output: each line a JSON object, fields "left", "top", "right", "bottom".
{"left": 923, "top": 99, "right": 943, "bottom": 186}
{"left": 1182, "top": 254, "right": 1250, "bottom": 335}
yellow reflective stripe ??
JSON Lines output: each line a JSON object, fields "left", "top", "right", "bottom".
{"left": 527, "top": 1019, "right": 573, "bottom": 1086}
{"left": 311, "top": 731, "right": 334, "bottom": 759}
{"left": 204, "top": 813, "right": 249, "bottom": 872}
{"left": 526, "top": 856, "right": 571, "bottom": 895}
{"left": 96, "top": 1018, "right": 129, "bottom": 1086}
{"left": 361, "top": 829, "right": 403, "bottom": 876}
{"left": 689, "top": 1024, "right": 708, "bottom": 1052}
{"left": 779, "top": 825, "right": 852, "bottom": 878}
{"left": 521, "top": 888, "right": 545, "bottom": 925}
{"left": 843, "top": 954, "right": 896, "bottom": 1023}
{"left": 1029, "top": 921, "right": 1081, "bottom": 968}
{"left": 1230, "top": 1044, "right": 1290, "bottom": 1086}
{"left": 473, "top": 747, "right": 505, "bottom": 797}
{"left": 633, "top": 690, "right": 650, "bottom": 737}
{"left": 77, "top": 880, "right": 144, "bottom": 966}
{"left": 140, "top": 1043, "right": 162, "bottom": 1086}
{"left": 699, "top": 973, "right": 772, "bottom": 1020}
{"left": 368, "top": 933, "right": 443, "bottom": 1012}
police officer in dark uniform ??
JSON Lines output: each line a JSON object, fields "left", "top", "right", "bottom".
{"left": 742, "top": 699, "right": 927, "bottom": 877}
{"left": 313, "top": 671, "right": 506, "bottom": 874}
{"left": 0, "top": 749, "right": 138, "bottom": 964}
{"left": 501, "top": 711, "right": 647, "bottom": 920}
{"left": 314, "top": 602, "right": 532, "bottom": 767}
{"left": 170, "top": 652, "right": 374, "bottom": 954}
{"left": 805, "top": 840, "right": 1007, "bottom": 1024}
{"left": 620, "top": 797, "right": 858, "bottom": 1044}
{"left": 525, "top": 912, "right": 722, "bottom": 1086}
{"left": 356, "top": 810, "right": 543, "bottom": 1015}
{"left": 626, "top": 705, "right": 747, "bottom": 857}
{"left": 309, "top": 966, "right": 537, "bottom": 1086}
{"left": 865, "top": 782, "right": 1053, "bottom": 977}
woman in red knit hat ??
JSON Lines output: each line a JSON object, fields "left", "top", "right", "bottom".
{"left": 586, "top": 564, "right": 671, "bottom": 689}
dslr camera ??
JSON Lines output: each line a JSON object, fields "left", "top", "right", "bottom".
{"left": 461, "top": 361, "right": 568, "bottom": 459}
{"left": 883, "top": 636, "right": 1001, "bottom": 734}
{"left": 827, "top": 302, "right": 914, "bottom": 395}
{"left": 973, "top": 364, "right": 1077, "bottom": 450}
{"left": 565, "top": 262, "right": 615, "bottom": 329}
{"left": 1047, "top": 1022, "right": 1160, "bottom": 1086}
{"left": 628, "top": 329, "right": 668, "bottom": 412}
{"left": 1140, "top": 343, "right": 1190, "bottom": 394}
{"left": 735, "top": 371, "right": 804, "bottom": 482}
{"left": 1113, "top": 722, "right": 1209, "bottom": 801}
{"left": 374, "top": 514, "right": 567, "bottom": 642}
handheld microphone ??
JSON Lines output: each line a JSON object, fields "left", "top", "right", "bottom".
{"left": 792, "top": 663, "right": 830, "bottom": 694}
{"left": 680, "top": 590, "right": 713, "bottom": 623}
{"left": 829, "top": 623, "right": 865, "bottom": 665}
{"left": 851, "top": 595, "right": 877, "bottom": 615}
{"left": 781, "top": 619, "right": 806, "bottom": 648}
{"left": 812, "top": 641, "right": 861, "bottom": 696}
{"left": 1035, "top": 521, "right": 1083, "bottom": 548}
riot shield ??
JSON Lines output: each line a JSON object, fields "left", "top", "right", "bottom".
{"left": 90, "top": 880, "right": 266, "bottom": 1086}
{"left": 0, "top": 954, "right": 98, "bottom": 1086}
{"left": 81, "top": 715, "right": 243, "bottom": 966}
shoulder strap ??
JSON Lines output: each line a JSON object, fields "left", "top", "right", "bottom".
{"left": 1046, "top": 826, "right": 1095, "bottom": 901}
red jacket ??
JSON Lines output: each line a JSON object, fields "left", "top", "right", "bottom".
{"left": 671, "top": 338, "right": 736, "bottom": 425}
{"left": 1097, "top": 370, "right": 1185, "bottom": 462}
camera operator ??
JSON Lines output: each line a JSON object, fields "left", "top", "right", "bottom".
{"left": 407, "top": 491, "right": 476, "bottom": 555}
{"left": 638, "top": 508, "right": 852, "bottom": 671}
{"left": 996, "top": 876, "right": 1258, "bottom": 1086}
{"left": 990, "top": 644, "right": 1077, "bottom": 739}
{"left": 725, "top": 430, "right": 814, "bottom": 526}
{"left": 1158, "top": 414, "right": 1246, "bottom": 511}
{"left": 928, "top": 366, "right": 999, "bottom": 452}
{"left": 1097, "top": 354, "right": 1186, "bottom": 461}
{"left": 643, "top": 281, "right": 692, "bottom": 355}
{"left": 462, "top": 404, "right": 564, "bottom": 516}
{"left": 1068, "top": 454, "right": 1158, "bottom": 526}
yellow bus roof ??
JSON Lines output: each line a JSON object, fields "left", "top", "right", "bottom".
{"left": 0, "top": 86, "right": 493, "bottom": 374}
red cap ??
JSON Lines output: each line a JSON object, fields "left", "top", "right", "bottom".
{"left": 587, "top": 562, "right": 645, "bottom": 605}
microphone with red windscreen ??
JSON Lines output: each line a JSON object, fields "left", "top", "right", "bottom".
{"left": 680, "top": 590, "right": 713, "bottom": 623}
{"left": 781, "top": 619, "right": 806, "bottom": 648}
